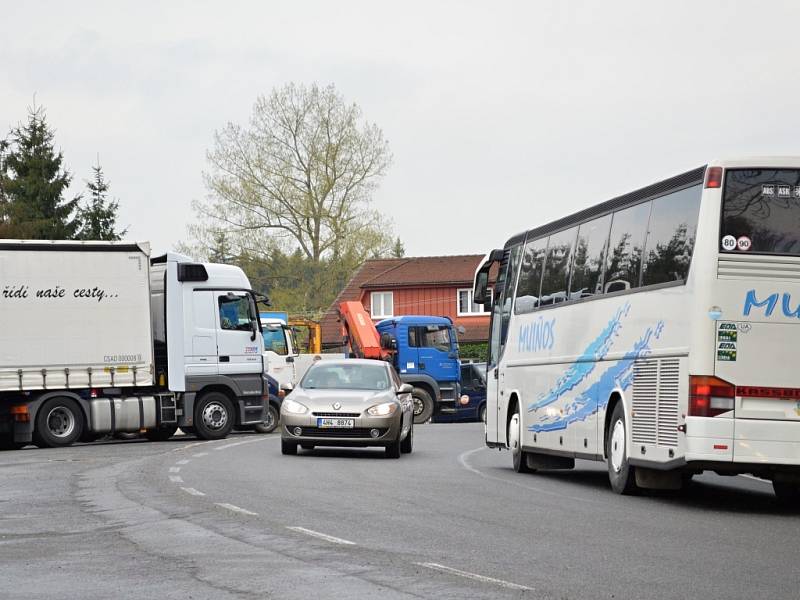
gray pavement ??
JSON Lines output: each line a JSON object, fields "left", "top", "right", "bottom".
{"left": 0, "top": 424, "right": 797, "bottom": 599}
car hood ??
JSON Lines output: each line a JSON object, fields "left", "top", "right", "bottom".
{"left": 292, "top": 388, "right": 396, "bottom": 411}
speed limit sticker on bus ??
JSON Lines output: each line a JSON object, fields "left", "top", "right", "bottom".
{"left": 736, "top": 236, "right": 752, "bottom": 251}
{"left": 721, "top": 235, "right": 736, "bottom": 251}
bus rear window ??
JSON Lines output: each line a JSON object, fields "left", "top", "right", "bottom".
{"left": 722, "top": 169, "right": 800, "bottom": 255}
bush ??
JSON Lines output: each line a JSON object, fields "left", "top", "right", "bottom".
{"left": 459, "top": 342, "right": 488, "bottom": 362}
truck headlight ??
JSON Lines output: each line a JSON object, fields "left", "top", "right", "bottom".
{"left": 367, "top": 402, "right": 397, "bottom": 417}
{"left": 282, "top": 398, "right": 308, "bottom": 415}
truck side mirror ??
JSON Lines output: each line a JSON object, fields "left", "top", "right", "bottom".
{"left": 380, "top": 332, "right": 397, "bottom": 351}
{"left": 250, "top": 320, "right": 258, "bottom": 342}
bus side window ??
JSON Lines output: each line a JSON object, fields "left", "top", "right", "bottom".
{"left": 604, "top": 202, "right": 652, "bottom": 292}
{"left": 514, "top": 237, "right": 547, "bottom": 314}
{"left": 570, "top": 214, "right": 612, "bottom": 299}
{"left": 641, "top": 184, "right": 702, "bottom": 286}
{"left": 539, "top": 226, "right": 578, "bottom": 306}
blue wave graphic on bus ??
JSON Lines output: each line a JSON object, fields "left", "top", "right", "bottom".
{"left": 529, "top": 320, "right": 664, "bottom": 433}
{"left": 527, "top": 303, "right": 630, "bottom": 412}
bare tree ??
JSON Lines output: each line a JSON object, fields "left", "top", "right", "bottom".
{"left": 197, "top": 82, "right": 393, "bottom": 264}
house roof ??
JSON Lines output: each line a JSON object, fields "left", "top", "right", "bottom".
{"left": 360, "top": 254, "right": 485, "bottom": 289}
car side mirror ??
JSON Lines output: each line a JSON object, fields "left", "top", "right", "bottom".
{"left": 398, "top": 383, "right": 413, "bottom": 395}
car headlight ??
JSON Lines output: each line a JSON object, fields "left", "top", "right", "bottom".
{"left": 282, "top": 398, "right": 308, "bottom": 415}
{"left": 367, "top": 402, "right": 397, "bottom": 417}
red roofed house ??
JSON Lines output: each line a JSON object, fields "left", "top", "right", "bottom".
{"left": 320, "top": 255, "right": 493, "bottom": 354}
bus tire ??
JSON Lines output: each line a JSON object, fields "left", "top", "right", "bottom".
{"left": 33, "top": 396, "right": 84, "bottom": 448}
{"left": 606, "top": 402, "right": 638, "bottom": 495}
{"left": 193, "top": 392, "right": 234, "bottom": 440}
{"left": 509, "top": 410, "right": 534, "bottom": 473}
{"left": 411, "top": 388, "right": 434, "bottom": 424}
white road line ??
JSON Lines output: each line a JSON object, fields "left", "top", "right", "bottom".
{"left": 458, "top": 447, "right": 597, "bottom": 504}
{"left": 286, "top": 526, "right": 355, "bottom": 545}
{"left": 169, "top": 466, "right": 181, "bottom": 473}
{"left": 416, "top": 562, "right": 532, "bottom": 591}
{"left": 214, "top": 438, "right": 264, "bottom": 451}
{"left": 176, "top": 459, "right": 190, "bottom": 465}
{"left": 181, "top": 487, "right": 205, "bottom": 496}
{"left": 192, "top": 452, "right": 209, "bottom": 458}
{"left": 169, "top": 475, "right": 183, "bottom": 483}
{"left": 216, "top": 503, "right": 258, "bottom": 516}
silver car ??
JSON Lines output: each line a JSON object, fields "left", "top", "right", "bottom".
{"left": 280, "top": 359, "right": 414, "bottom": 458}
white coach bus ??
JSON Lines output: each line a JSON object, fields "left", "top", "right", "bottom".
{"left": 473, "top": 158, "right": 800, "bottom": 499}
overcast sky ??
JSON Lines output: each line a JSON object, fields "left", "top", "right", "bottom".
{"left": 2, "top": 1, "right": 799, "bottom": 257}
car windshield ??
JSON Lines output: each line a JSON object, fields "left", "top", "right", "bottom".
{"left": 301, "top": 363, "right": 391, "bottom": 391}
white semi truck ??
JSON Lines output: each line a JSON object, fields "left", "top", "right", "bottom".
{"left": 0, "top": 241, "right": 268, "bottom": 449}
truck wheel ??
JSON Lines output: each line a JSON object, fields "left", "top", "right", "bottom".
{"left": 400, "top": 423, "right": 413, "bottom": 454}
{"left": 253, "top": 404, "right": 280, "bottom": 434}
{"left": 194, "top": 392, "right": 234, "bottom": 440}
{"left": 145, "top": 427, "right": 177, "bottom": 442}
{"left": 33, "top": 397, "right": 84, "bottom": 448}
{"left": 606, "top": 402, "right": 638, "bottom": 495}
{"left": 411, "top": 388, "right": 434, "bottom": 424}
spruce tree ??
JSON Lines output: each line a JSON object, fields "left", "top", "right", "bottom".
{"left": 1, "top": 104, "right": 80, "bottom": 239}
{"left": 76, "top": 162, "right": 127, "bottom": 241}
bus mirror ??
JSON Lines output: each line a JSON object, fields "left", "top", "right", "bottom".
{"left": 474, "top": 269, "right": 490, "bottom": 305}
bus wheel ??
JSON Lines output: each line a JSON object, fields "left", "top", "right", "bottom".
{"left": 411, "top": 388, "right": 434, "bottom": 424}
{"left": 509, "top": 410, "right": 534, "bottom": 473}
{"left": 34, "top": 397, "right": 84, "bottom": 448}
{"left": 606, "top": 403, "right": 638, "bottom": 494}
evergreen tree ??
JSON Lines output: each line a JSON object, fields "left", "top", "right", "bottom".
{"left": 391, "top": 236, "right": 406, "bottom": 258}
{"left": 0, "top": 104, "right": 80, "bottom": 239}
{"left": 76, "top": 162, "right": 127, "bottom": 241}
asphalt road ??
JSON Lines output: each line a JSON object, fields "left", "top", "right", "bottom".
{"left": 1, "top": 423, "right": 798, "bottom": 600}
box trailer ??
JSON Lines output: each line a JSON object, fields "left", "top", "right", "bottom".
{"left": 0, "top": 241, "right": 267, "bottom": 448}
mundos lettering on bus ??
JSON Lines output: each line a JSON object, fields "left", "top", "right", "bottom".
{"left": 518, "top": 317, "right": 556, "bottom": 352}
{"left": 743, "top": 289, "right": 800, "bottom": 318}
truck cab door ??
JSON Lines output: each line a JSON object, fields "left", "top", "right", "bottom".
{"left": 216, "top": 292, "right": 263, "bottom": 377}
{"left": 187, "top": 290, "right": 218, "bottom": 377}
{"left": 400, "top": 326, "right": 421, "bottom": 376}
{"left": 417, "top": 325, "right": 458, "bottom": 383}
{"left": 262, "top": 322, "right": 296, "bottom": 387}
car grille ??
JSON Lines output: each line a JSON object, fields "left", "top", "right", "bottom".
{"left": 312, "top": 412, "right": 361, "bottom": 417}
{"left": 294, "top": 427, "right": 387, "bottom": 438}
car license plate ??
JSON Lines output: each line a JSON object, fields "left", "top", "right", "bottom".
{"left": 317, "top": 418, "right": 355, "bottom": 428}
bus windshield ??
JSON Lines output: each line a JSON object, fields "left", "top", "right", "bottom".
{"left": 722, "top": 169, "right": 800, "bottom": 255}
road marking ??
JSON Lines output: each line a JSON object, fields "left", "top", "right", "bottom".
{"left": 458, "top": 447, "right": 597, "bottom": 504}
{"left": 181, "top": 487, "right": 205, "bottom": 496}
{"left": 192, "top": 452, "right": 209, "bottom": 458}
{"left": 169, "top": 475, "right": 183, "bottom": 483}
{"left": 214, "top": 438, "right": 264, "bottom": 451}
{"left": 216, "top": 502, "right": 258, "bottom": 516}
{"left": 176, "top": 459, "right": 190, "bottom": 465}
{"left": 416, "top": 562, "right": 532, "bottom": 591}
{"left": 286, "top": 526, "right": 355, "bottom": 545}
{"left": 169, "top": 466, "right": 181, "bottom": 473}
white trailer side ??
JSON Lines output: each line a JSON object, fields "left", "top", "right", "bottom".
{"left": 0, "top": 241, "right": 154, "bottom": 391}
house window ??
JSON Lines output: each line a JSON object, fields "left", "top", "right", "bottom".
{"left": 457, "top": 288, "right": 491, "bottom": 316}
{"left": 370, "top": 291, "right": 394, "bottom": 318}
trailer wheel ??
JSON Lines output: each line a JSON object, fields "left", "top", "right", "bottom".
{"left": 33, "top": 397, "right": 84, "bottom": 448}
{"left": 145, "top": 427, "right": 177, "bottom": 442}
{"left": 411, "top": 388, "right": 434, "bottom": 424}
{"left": 194, "top": 392, "right": 234, "bottom": 440}
{"left": 253, "top": 404, "right": 280, "bottom": 434}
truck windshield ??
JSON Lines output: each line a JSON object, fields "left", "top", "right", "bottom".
{"left": 722, "top": 169, "right": 800, "bottom": 255}
{"left": 262, "top": 326, "right": 288, "bottom": 355}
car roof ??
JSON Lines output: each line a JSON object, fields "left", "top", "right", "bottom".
{"left": 307, "top": 358, "right": 389, "bottom": 368}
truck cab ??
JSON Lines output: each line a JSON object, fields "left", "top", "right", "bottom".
{"left": 260, "top": 312, "right": 299, "bottom": 388}
{"left": 376, "top": 316, "right": 461, "bottom": 423}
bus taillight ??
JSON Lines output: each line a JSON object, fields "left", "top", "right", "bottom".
{"left": 689, "top": 375, "right": 735, "bottom": 417}
{"left": 704, "top": 166, "right": 723, "bottom": 188}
